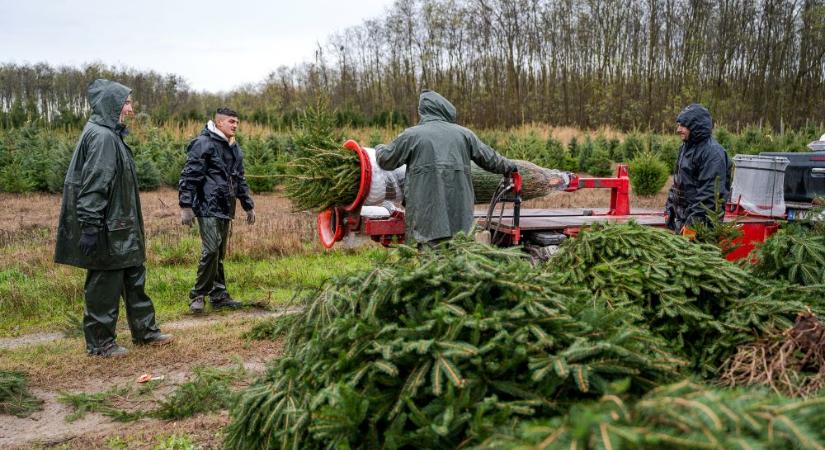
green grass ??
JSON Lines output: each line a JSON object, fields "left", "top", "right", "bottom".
{"left": 0, "top": 246, "right": 383, "bottom": 337}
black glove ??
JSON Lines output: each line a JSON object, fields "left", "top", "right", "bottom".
{"left": 504, "top": 163, "right": 518, "bottom": 177}
{"left": 79, "top": 226, "right": 99, "bottom": 256}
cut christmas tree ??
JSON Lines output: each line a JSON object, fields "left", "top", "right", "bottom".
{"left": 282, "top": 143, "right": 568, "bottom": 212}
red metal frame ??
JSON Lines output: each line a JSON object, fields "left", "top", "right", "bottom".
{"left": 723, "top": 220, "right": 780, "bottom": 262}
{"left": 564, "top": 165, "right": 631, "bottom": 216}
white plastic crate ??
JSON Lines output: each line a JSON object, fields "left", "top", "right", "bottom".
{"left": 730, "top": 155, "right": 789, "bottom": 217}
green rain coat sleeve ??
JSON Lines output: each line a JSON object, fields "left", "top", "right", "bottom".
{"left": 77, "top": 132, "right": 118, "bottom": 228}
{"left": 468, "top": 133, "right": 512, "bottom": 175}
{"left": 375, "top": 132, "right": 412, "bottom": 170}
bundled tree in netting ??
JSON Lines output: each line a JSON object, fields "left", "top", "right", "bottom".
{"left": 543, "top": 222, "right": 819, "bottom": 374}
{"left": 478, "top": 380, "right": 825, "bottom": 449}
{"left": 628, "top": 151, "right": 669, "bottom": 196}
{"left": 471, "top": 159, "right": 569, "bottom": 203}
{"left": 226, "top": 237, "right": 682, "bottom": 449}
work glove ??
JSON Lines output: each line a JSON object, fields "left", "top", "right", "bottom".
{"left": 79, "top": 226, "right": 99, "bottom": 256}
{"left": 504, "top": 163, "right": 518, "bottom": 177}
{"left": 246, "top": 209, "right": 256, "bottom": 225}
{"left": 180, "top": 208, "right": 195, "bottom": 226}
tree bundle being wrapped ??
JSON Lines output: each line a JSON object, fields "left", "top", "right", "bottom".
{"left": 226, "top": 237, "right": 680, "bottom": 449}
{"left": 470, "top": 159, "right": 567, "bottom": 204}
{"left": 282, "top": 143, "right": 567, "bottom": 212}
{"left": 282, "top": 145, "right": 361, "bottom": 212}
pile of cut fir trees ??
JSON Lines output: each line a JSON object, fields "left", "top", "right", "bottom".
{"left": 227, "top": 214, "right": 825, "bottom": 449}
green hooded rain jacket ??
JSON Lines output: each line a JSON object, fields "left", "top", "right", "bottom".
{"left": 377, "top": 90, "right": 514, "bottom": 242}
{"left": 54, "top": 79, "right": 146, "bottom": 270}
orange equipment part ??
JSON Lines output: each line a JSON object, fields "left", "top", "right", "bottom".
{"left": 317, "top": 140, "right": 373, "bottom": 248}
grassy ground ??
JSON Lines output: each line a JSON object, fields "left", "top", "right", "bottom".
{"left": 0, "top": 189, "right": 382, "bottom": 336}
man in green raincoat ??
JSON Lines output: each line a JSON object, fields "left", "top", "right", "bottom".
{"left": 55, "top": 79, "right": 172, "bottom": 357}
{"left": 377, "top": 90, "right": 515, "bottom": 244}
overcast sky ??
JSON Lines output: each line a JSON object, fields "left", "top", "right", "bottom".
{"left": 0, "top": 0, "right": 394, "bottom": 92}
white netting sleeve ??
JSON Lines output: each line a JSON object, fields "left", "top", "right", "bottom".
{"left": 363, "top": 146, "right": 406, "bottom": 208}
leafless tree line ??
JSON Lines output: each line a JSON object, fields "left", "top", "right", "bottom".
{"left": 2, "top": 0, "right": 824, "bottom": 131}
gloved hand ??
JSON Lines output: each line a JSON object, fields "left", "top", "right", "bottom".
{"left": 180, "top": 208, "right": 195, "bottom": 226}
{"left": 246, "top": 209, "right": 256, "bottom": 225}
{"left": 79, "top": 227, "right": 99, "bottom": 256}
{"left": 504, "top": 163, "right": 518, "bottom": 177}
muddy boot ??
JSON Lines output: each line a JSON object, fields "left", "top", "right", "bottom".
{"left": 211, "top": 295, "right": 243, "bottom": 310}
{"left": 135, "top": 333, "right": 174, "bottom": 346}
{"left": 90, "top": 343, "right": 129, "bottom": 358}
{"left": 189, "top": 296, "right": 205, "bottom": 314}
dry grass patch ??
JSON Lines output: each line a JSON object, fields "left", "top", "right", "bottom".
{"left": 0, "top": 317, "right": 282, "bottom": 391}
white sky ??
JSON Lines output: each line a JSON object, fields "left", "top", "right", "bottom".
{"left": 0, "top": 0, "right": 394, "bottom": 92}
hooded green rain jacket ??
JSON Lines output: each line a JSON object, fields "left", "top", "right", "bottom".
{"left": 377, "top": 91, "right": 514, "bottom": 242}
{"left": 54, "top": 79, "right": 146, "bottom": 270}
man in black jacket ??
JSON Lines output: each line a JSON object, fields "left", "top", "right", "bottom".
{"left": 665, "top": 104, "right": 732, "bottom": 233}
{"left": 179, "top": 108, "right": 256, "bottom": 313}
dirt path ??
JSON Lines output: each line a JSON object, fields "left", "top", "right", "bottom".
{"left": 0, "top": 306, "right": 299, "bottom": 351}
{"left": 0, "top": 308, "right": 294, "bottom": 449}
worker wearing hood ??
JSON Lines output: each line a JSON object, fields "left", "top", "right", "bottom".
{"left": 55, "top": 79, "right": 171, "bottom": 357}
{"left": 377, "top": 90, "right": 515, "bottom": 244}
{"left": 665, "top": 104, "right": 732, "bottom": 232}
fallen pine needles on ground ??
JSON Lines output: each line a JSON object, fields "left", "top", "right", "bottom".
{"left": 58, "top": 364, "right": 247, "bottom": 423}
{"left": 0, "top": 370, "right": 43, "bottom": 417}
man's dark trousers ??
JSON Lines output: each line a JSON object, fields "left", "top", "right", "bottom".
{"left": 191, "top": 217, "right": 231, "bottom": 301}
{"left": 83, "top": 264, "right": 161, "bottom": 354}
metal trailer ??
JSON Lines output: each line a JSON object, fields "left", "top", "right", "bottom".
{"left": 316, "top": 140, "right": 824, "bottom": 261}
